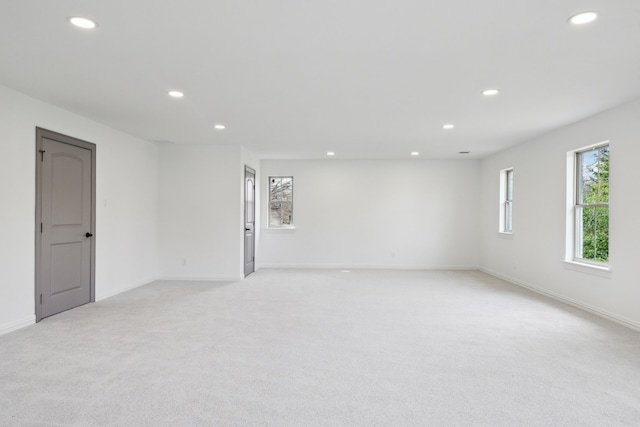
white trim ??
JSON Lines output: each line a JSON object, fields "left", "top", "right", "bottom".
{"left": 95, "top": 276, "right": 158, "bottom": 301}
{"left": 257, "top": 264, "right": 479, "bottom": 271}
{"left": 562, "top": 260, "right": 611, "bottom": 278}
{"left": 263, "top": 227, "right": 296, "bottom": 233}
{"left": 157, "top": 275, "right": 242, "bottom": 282}
{"left": 0, "top": 315, "right": 36, "bottom": 336}
{"left": 480, "top": 267, "right": 640, "bottom": 332}
{"left": 497, "top": 232, "right": 514, "bottom": 240}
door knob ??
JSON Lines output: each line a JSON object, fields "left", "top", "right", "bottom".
{"left": 85, "top": 232, "right": 94, "bottom": 238}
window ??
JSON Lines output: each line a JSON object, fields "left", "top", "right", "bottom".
{"left": 269, "top": 176, "right": 293, "bottom": 227}
{"left": 499, "top": 168, "right": 513, "bottom": 233}
{"left": 567, "top": 143, "right": 609, "bottom": 265}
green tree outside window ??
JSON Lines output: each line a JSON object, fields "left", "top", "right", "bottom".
{"left": 577, "top": 146, "right": 609, "bottom": 262}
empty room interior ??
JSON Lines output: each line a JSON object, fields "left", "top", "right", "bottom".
{"left": 1, "top": 1, "right": 640, "bottom": 425}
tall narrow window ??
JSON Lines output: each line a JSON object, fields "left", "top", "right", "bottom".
{"left": 574, "top": 145, "right": 609, "bottom": 263}
{"left": 269, "top": 176, "right": 293, "bottom": 227}
{"left": 499, "top": 168, "right": 514, "bottom": 233}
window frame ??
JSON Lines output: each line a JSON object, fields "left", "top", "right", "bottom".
{"left": 565, "top": 141, "right": 610, "bottom": 271}
{"left": 268, "top": 176, "right": 294, "bottom": 229}
{"left": 499, "top": 167, "right": 514, "bottom": 234}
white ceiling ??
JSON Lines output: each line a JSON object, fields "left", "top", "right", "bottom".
{"left": 1, "top": 0, "right": 639, "bottom": 159}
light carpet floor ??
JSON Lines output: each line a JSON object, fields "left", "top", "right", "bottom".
{"left": 1, "top": 269, "right": 639, "bottom": 426}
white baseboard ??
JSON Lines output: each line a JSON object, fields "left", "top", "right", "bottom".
{"left": 480, "top": 267, "right": 640, "bottom": 332}
{"left": 257, "top": 264, "right": 479, "bottom": 271}
{"left": 156, "top": 275, "right": 242, "bottom": 282}
{"left": 0, "top": 315, "right": 36, "bottom": 336}
{"left": 95, "top": 276, "right": 158, "bottom": 301}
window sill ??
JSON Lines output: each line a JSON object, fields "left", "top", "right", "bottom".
{"left": 562, "top": 260, "right": 611, "bottom": 279}
{"left": 263, "top": 227, "right": 296, "bottom": 234}
{"left": 497, "top": 232, "right": 514, "bottom": 240}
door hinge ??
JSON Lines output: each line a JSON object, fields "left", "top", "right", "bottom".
{"left": 40, "top": 223, "right": 43, "bottom": 233}
{"left": 39, "top": 150, "right": 45, "bottom": 161}
{"left": 40, "top": 294, "right": 43, "bottom": 304}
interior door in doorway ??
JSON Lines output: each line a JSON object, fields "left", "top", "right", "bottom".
{"left": 36, "top": 128, "right": 96, "bottom": 321}
{"left": 244, "top": 166, "right": 256, "bottom": 277}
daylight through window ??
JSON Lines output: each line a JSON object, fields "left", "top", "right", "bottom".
{"left": 574, "top": 145, "right": 609, "bottom": 263}
{"left": 269, "top": 176, "right": 293, "bottom": 227}
{"left": 499, "top": 168, "right": 513, "bottom": 233}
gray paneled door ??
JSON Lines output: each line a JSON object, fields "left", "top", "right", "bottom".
{"left": 244, "top": 166, "right": 256, "bottom": 277}
{"left": 36, "top": 129, "right": 95, "bottom": 321}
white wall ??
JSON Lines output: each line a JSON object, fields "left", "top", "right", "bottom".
{"left": 4, "top": 78, "right": 637, "bottom": 334}
{"left": 158, "top": 144, "right": 245, "bottom": 280}
{"left": 0, "top": 85, "right": 159, "bottom": 334}
{"left": 480, "top": 97, "right": 640, "bottom": 329}
{"left": 260, "top": 159, "right": 480, "bottom": 269}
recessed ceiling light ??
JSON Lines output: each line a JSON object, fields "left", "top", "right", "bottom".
{"left": 411, "top": 152, "right": 419, "bottom": 156}
{"left": 442, "top": 124, "right": 455, "bottom": 130}
{"left": 327, "top": 152, "right": 335, "bottom": 156}
{"left": 68, "top": 16, "right": 97, "bottom": 29}
{"left": 569, "top": 12, "right": 598, "bottom": 25}
{"left": 168, "top": 91, "right": 184, "bottom": 98}
{"left": 482, "top": 89, "right": 499, "bottom": 96}
{"left": 214, "top": 124, "right": 226, "bottom": 130}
